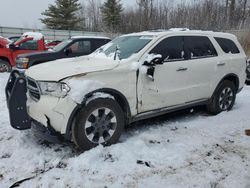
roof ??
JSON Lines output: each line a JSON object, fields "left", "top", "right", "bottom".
{"left": 123, "top": 28, "right": 236, "bottom": 39}
{"left": 22, "top": 32, "right": 44, "bottom": 40}
{"left": 70, "top": 36, "right": 111, "bottom": 40}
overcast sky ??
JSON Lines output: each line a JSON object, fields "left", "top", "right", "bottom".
{"left": 0, "top": 0, "right": 136, "bottom": 29}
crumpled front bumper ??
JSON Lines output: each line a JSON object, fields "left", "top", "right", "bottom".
{"left": 5, "top": 70, "right": 65, "bottom": 143}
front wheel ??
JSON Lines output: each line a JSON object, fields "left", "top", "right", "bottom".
{"left": 0, "top": 60, "right": 11, "bottom": 72}
{"left": 207, "top": 80, "right": 236, "bottom": 115}
{"left": 72, "top": 98, "right": 124, "bottom": 151}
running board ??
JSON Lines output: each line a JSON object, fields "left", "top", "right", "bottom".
{"left": 131, "top": 99, "right": 209, "bottom": 122}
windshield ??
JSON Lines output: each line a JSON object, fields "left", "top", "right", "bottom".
{"left": 14, "top": 36, "right": 24, "bottom": 45}
{"left": 53, "top": 39, "right": 72, "bottom": 52}
{"left": 97, "top": 35, "right": 153, "bottom": 60}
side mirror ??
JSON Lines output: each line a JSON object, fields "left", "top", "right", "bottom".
{"left": 9, "top": 43, "right": 16, "bottom": 50}
{"left": 64, "top": 48, "right": 72, "bottom": 55}
{"left": 143, "top": 57, "right": 163, "bottom": 66}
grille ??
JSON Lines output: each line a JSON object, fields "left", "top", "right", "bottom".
{"left": 27, "top": 77, "right": 40, "bottom": 101}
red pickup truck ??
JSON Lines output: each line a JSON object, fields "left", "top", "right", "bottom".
{"left": 0, "top": 32, "right": 47, "bottom": 72}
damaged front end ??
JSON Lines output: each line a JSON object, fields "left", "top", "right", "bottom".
{"left": 5, "top": 70, "right": 31, "bottom": 130}
{"left": 5, "top": 70, "right": 64, "bottom": 143}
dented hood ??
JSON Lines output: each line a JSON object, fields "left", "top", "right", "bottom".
{"left": 25, "top": 56, "right": 119, "bottom": 81}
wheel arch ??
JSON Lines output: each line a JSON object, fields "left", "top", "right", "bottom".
{"left": 212, "top": 73, "right": 239, "bottom": 98}
{"left": 221, "top": 73, "right": 239, "bottom": 91}
{"left": 64, "top": 88, "right": 131, "bottom": 140}
{"left": 0, "top": 56, "right": 10, "bottom": 64}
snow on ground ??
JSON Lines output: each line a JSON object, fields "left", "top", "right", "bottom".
{"left": 0, "top": 73, "right": 250, "bottom": 188}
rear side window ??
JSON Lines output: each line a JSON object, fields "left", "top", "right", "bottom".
{"left": 69, "top": 40, "right": 92, "bottom": 54}
{"left": 93, "top": 39, "right": 110, "bottom": 51}
{"left": 79, "top": 40, "right": 91, "bottom": 54}
{"left": 184, "top": 36, "right": 217, "bottom": 59}
{"left": 150, "top": 36, "right": 184, "bottom": 61}
{"left": 215, "top": 37, "right": 240, "bottom": 54}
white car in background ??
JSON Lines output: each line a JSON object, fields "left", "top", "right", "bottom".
{"left": 6, "top": 29, "right": 247, "bottom": 151}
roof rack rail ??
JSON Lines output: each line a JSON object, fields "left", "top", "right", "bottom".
{"left": 169, "top": 28, "right": 190, "bottom": 31}
{"left": 145, "top": 28, "right": 190, "bottom": 32}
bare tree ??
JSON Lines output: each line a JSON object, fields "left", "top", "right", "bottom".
{"left": 77, "top": 0, "right": 250, "bottom": 33}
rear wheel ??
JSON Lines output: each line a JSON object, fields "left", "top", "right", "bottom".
{"left": 72, "top": 98, "right": 124, "bottom": 151}
{"left": 207, "top": 80, "right": 236, "bottom": 115}
{"left": 0, "top": 60, "right": 11, "bottom": 72}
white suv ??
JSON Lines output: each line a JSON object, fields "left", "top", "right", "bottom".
{"left": 6, "top": 30, "right": 247, "bottom": 151}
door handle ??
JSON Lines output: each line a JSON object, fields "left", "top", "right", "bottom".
{"left": 217, "top": 62, "right": 226, "bottom": 66}
{"left": 176, "top": 67, "right": 188, "bottom": 71}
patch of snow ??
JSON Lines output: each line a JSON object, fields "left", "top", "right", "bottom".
{"left": 86, "top": 92, "right": 115, "bottom": 105}
{"left": 89, "top": 42, "right": 115, "bottom": 59}
{"left": 71, "top": 36, "right": 110, "bottom": 40}
{"left": 22, "top": 32, "right": 44, "bottom": 40}
{"left": 144, "top": 53, "right": 162, "bottom": 63}
{"left": 0, "top": 73, "right": 250, "bottom": 188}
{"left": 169, "top": 28, "right": 190, "bottom": 31}
{"left": 131, "top": 53, "right": 162, "bottom": 72}
{"left": 66, "top": 78, "right": 105, "bottom": 104}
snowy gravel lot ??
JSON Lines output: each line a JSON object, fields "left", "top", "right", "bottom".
{"left": 0, "top": 73, "right": 250, "bottom": 188}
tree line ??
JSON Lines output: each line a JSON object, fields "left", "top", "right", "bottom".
{"left": 41, "top": 0, "right": 250, "bottom": 33}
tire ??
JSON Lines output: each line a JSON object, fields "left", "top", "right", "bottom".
{"left": 72, "top": 98, "right": 125, "bottom": 151}
{"left": 207, "top": 80, "right": 236, "bottom": 115}
{"left": 246, "top": 80, "right": 250, "bottom": 85}
{"left": 0, "top": 60, "right": 11, "bottom": 72}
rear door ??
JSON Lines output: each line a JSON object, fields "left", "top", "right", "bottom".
{"left": 183, "top": 35, "right": 218, "bottom": 101}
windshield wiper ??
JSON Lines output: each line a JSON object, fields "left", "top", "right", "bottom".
{"left": 114, "top": 45, "right": 120, "bottom": 60}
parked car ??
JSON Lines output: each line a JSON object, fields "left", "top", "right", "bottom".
{"left": 0, "top": 32, "right": 47, "bottom": 72}
{"left": 8, "top": 36, "right": 21, "bottom": 43}
{"left": 6, "top": 29, "right": 247, "bottom": 151}
{"left": 16, "top": 36, "right": 111, "bottom": 69}
{"left": 246, "top": 59, "right": 250, "bottom": 85}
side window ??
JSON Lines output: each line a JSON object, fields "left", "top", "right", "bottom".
{"left": 69, "top": 40, "right": 91, "bottom": 54}
{"left": 93, "top": 39, "right": 110, "bottom": 51}
{"left": 150, "top": 36, "right": 184, "bottom": 61}
{"left": 184, "top": 36, "right": 217, "bottom": 59}
{"left": 215, "top": 37, "right": 240, "bottom": 54}
{"left": 19, "top": 40, "right": 38, "bottom": 50}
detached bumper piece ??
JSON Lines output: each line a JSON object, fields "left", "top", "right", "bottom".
{"left": 5, "top": 70, "right": 31, "bottom": 130}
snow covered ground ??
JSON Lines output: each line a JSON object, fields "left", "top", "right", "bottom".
{"left": 0, "top": 73, "right": 250, "bottom": 188}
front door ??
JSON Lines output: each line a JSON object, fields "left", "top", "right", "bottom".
{"left": 12, "top": 39, "right": 38, "bottom": 64}
{"left": 137, "top": 36, "right": 190, "bottom": 113}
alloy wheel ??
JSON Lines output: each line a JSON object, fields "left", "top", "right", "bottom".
{"left": 84, "top": 107, "right": 117, "bottom": 144}
{"left": 219, "top": 87, "right": 234, "bottom": 111}
{"left": 0, "top": 63, "right": 9, "bottom": 72}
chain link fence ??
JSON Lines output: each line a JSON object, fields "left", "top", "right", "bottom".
{"left": 0, "top": 26, "right": 118, "bottom": 40}
{"left": 0, "top": 26, "right": 249, "bottom": 55}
